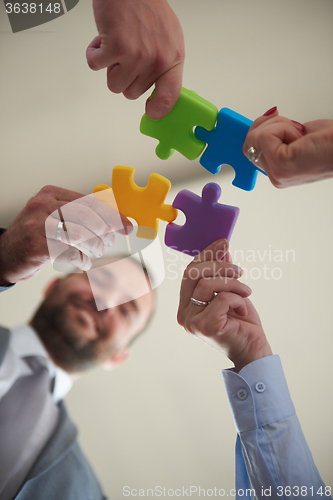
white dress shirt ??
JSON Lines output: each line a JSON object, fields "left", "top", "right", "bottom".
{"left": 0, "top": 325, "right": 72, "bottom": 403}
{"left": 0, "top": 325, "right": 73, "bottom": 499}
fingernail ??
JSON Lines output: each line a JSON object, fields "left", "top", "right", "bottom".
{"left": 214, "top": 239, "right": 228, "bottom": 259}
{"left": 122, "top": 223, "right": 130, "bottom": 236}
{"left": 243, "top": 284, "right": 252, "bottom": 294}
{"left": 94, "top": 245, "right": 104, "bottom": 258}
{"left": 234, "top": 266, "right": 244, "bottom": 276}
{"left": 83, "top": 260, "right": 92, "bottom": 271}
{"left": 104, "top": 232, "right": 115, "bottom": 246}
{"left": 263, "top": 106, "right": 277, "bottom": 116}
{"left": 291, "top": 120, "right": 306, "bottom": 132}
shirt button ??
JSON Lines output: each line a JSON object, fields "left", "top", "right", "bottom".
{"left": 237, "top": 388, "right": 248, "bottom": 400}
{"left": 255, "top": 382, "right": 266, "bottom": 393}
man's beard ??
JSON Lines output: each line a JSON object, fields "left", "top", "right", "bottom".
{"left": 30, "top": 294, "right": 110, "bottom": 373}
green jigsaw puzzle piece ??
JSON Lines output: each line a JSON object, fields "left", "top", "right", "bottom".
{"left": 140, "top": 87, "right": 218, "bottom": 161}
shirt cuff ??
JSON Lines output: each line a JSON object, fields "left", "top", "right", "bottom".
{"left": 0, "top": 228, "right": 16, "bottom": 291}
{"left": 0, "top": 283, "right": 15, "bottom": 292}
{"left": 222, "top": 355, "right": 295, "bottom": 433}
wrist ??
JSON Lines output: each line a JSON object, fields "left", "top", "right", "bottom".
{"left": 232, "top": 338, "right": 273, "bottom": 373}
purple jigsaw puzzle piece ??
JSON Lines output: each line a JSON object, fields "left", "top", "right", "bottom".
{"left": 195, "top": 108, "right": 266, "bottom": 191}
{"left": 165, "top": 183, "right": 239, "bottom": 257}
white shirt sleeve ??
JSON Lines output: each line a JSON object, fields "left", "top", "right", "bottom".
{"left": 222, "top": 355, "right": 330, "bottom": 499}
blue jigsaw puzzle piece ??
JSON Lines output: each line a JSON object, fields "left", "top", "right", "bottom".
{"left": 195, "top": 108, "right": 266, "bottom": 191}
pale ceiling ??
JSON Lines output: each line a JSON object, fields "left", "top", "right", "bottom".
{"left": 1, "top": 0, "right": 333, "bottom": 227}
{"left": 0, "top": 0, "right": 333, "bottom": 493}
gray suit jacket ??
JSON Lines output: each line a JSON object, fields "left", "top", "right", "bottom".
{"left": 0, "top": 327, "right": 107, "bottom": 500}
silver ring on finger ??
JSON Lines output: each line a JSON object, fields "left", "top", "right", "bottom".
{"left": 247, "top": 146, "right": 263, "bottom": 163}
{"left": 190, "top": 297, "right": 210, "bottom": 307}
{"left": 56, "top": 221, "right": 63, "bottom": 241}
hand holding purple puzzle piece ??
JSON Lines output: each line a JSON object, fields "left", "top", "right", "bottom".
{"left": 165, "top": 183, "right": 239, "bottom": 256}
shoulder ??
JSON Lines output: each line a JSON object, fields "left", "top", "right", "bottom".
{"left": 17, "top": 402, "right": 106, "bottom": 500}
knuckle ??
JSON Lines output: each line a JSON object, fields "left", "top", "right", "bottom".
{"left": 155, "top": 46, "right": 184, "bottom": 74}
{"left": 106, "top": 38, "right": 125, "bottom": 61}
{"left": 112, "top": 39, "right": 129, "bottom": 60}
{"left": 77, "top": 195, "right": 92, "bottom": 209}
{"left": 107, "top": 78, "right": 122, "bottom": 94}
{"left": 67, "top": 226, "right": 82, "bottom": 243}
{"left": 153, "top": 51, "right": 169, "bottom": 73}
{"left": 93, "top": 219, "right": 108, "bottom": 235}
{"left": 87, "top": 59, "right": 97, "bottom": 71}
{"left": 24, "top": 216, "right": 40, "bottom": 233}
{"left": 90, "top": 237, "right": 104, "bottom": 252}
{"left": 156, "top": 93, "right": 175, "bottom": 112}
{"left": 66, "top": 247, "right": 79, "bottom": 263}
{"left": 224, "top": 266, "right": 238, "bottom": 279}
{"left": 196, "top": 277, "right": 211, "bottom": 294}
{"left": 38, "top": 185, "right": 56, "bottom": 196}
{"left": 132, "top": 45, "right": 146, "bottom": 63}
{"left": 215, "top": 291, "right": 229, "bottom": 303}
{"left": 275, "top": 116, "right": 289, "bottom": 125}
{"left": 26, "top": 197, "right": 47, "bottom": 214}
{"left": 26, "top": 185, "right": 58, "bottom": 213}
{"left": 270, "top": 176, "right": 284, "bottom": 188}
{"left": 123, "top": 87, "right": 140, "bottom": 100}
{"left": 76, "top": 205, "right": 102, "bottom": 236}
{"left": 86, "top": 54, "right": 99, "bottom": 71}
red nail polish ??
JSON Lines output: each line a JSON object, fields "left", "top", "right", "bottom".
{"left": 291, "top": 120, "right": 306, "bottom": 132}
{"left": 263, "top": 106, "right": 277, "bottom": 116}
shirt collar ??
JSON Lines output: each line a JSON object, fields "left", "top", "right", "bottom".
{"left": 10, "top": 325, "right": 73, "bottom": 402}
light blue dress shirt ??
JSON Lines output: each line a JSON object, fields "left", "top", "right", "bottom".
{"left": 0, "top": 283, "right": 15, "bottom": 292}
{"left": 222, "top": 355, "right": 330, "bottom": 499}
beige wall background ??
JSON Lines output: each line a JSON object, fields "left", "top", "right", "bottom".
{"left": 1, "top": 0, "right": 333, "bottom": 496}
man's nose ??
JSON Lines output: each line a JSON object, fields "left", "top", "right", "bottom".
{"left": 93, "top": 289, "right": 121, "bottom": 312}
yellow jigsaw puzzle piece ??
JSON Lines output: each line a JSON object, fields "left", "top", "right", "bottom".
{"left": 93, "top": 166, "right": 178, "bottom": 239}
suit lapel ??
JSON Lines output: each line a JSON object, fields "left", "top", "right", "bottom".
{"left": 0, "top": 327, "right": 10, "bottom": 367}
{"left": 23, "top": 401, "right": 78, "bottom": 481}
